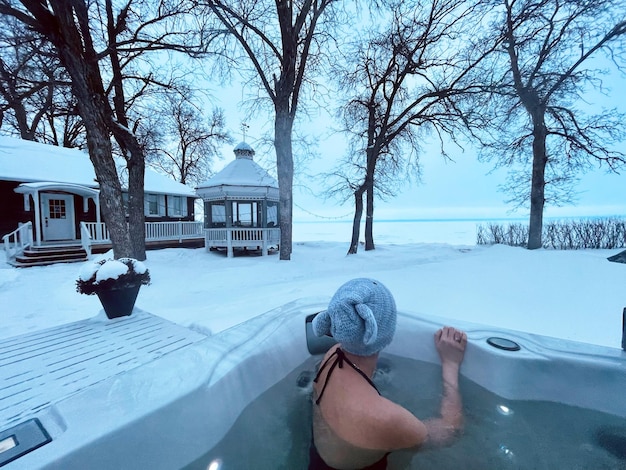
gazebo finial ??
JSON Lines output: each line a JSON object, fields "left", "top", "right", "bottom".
{"left": 241, "top": 122, "right": 250, "bottom": 142}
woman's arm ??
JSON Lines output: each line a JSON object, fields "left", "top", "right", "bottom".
{"left": 370, "top": 327, "right": 467, "bottom": 451}
{"left": 423, "top": 326, "right": 467, "bottom": 446}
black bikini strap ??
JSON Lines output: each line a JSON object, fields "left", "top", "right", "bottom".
{"left": 313, "top": 349, "right": 341, "bottom": 405}
{"left": 346, "top": 353, "right": 380, "bottom": 394}
{"left": 313, "top": 348, "right": 379, "bottom": 405}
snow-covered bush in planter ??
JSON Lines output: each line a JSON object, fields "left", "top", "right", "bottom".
{"left": 77, "top": 258, "right": 150, "bottom": 319}
{"left": 77, "top": 258, "right": 151, "bottom": 294}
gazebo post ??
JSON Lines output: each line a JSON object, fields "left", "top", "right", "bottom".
{"left": 226, "top": 229, "right": 233, "bottom": 258}
{"left": 261, "top": 199, "right": 267, "bottom": 256}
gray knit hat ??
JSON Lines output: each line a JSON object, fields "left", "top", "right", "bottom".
{"left": 312, "top": 278, "right": 397, "bottom": 356}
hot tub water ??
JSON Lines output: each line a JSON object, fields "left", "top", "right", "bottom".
{"left": 185, "top": 354, "right": 626, "bottom": 469}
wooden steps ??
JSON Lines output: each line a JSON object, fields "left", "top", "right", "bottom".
{"left": 11, "top": 244, "right": 88, "bottom": 267}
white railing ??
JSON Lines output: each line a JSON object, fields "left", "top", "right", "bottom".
{"left": 2, "top": 222, "right": 33, "bottom": 261}
{"left": 79, "top": 222, "right": 93, "bottom": 257}
{"left": 204, "top": 227, "right": 281, "bottom": 257}
{"left": 81, "top": 221, "right": 204, "bottom": 245}
{"left": 205, "top": 228, "right": 228, "bottom": 242}
{"left": 145, "top": 221, "right": 204, "bottom": 242}
{"left": 82, "top": 222, "right": 110, "bottom": 243}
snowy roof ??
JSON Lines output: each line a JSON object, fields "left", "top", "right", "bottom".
{"left": 0, "top": 135, "right": 196, "bottom": 197}
{"left": 196, "top": 143, "right": 279, "bottom": 200}
{"left": 233, "top": 141, "right": 254, "bottom": 153}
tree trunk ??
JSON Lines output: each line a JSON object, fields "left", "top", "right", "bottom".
{"left": 364, "top": 144, "right": 376, "bottom": 251}
{"left": 348, "top": 185, "right": 366, "bottom": 254}
{"left": 364, "top": 181, "right": 375, "bottom": 251}
{"left": 528, "top": 112, "right": 548, "bottom": 250}
{"left": 126, "top": 145, "right": 147, "bottom": 260}
{"left": 274, "top": 108, "right": 294, "bottom": 260}
{"left": 84, "top": 122, "right": 132, "bottom": 258}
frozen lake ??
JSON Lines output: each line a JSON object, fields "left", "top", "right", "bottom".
{"left": 292, "top": 218, "right": 525, "bottom": 245}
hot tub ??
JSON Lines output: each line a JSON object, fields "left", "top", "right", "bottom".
{"left": 2, "top": 300, "right": 625, "bottom": 469}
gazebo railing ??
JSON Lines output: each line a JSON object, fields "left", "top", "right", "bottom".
{"left": 204, "top": 227, "right": 280, "bottom": 257}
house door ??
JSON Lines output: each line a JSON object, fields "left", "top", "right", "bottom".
{"left": 40, "top": 194, "right": 75, "bottom": 241}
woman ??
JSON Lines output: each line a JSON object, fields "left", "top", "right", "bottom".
{"left": 310, "top": 278, "right": 467, "bottom": 470}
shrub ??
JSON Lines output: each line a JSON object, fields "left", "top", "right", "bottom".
{"left": 476, "top": 217, "right": 626, "bottom": 250}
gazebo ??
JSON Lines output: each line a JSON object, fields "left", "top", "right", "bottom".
{"left": 196, "top": 142, "right": 280, "bottom": 257}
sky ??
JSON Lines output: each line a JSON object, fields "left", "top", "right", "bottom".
{"left": 2, "top": 230, "right": 626, "bottom": 350}
{"left": 204, "top": 43, "right": 626, "bottom": 224}
{"left": 205, "top": 85, "right": 626, "bottom": 224}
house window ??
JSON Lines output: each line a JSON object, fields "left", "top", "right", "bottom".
{"left": 145, "top": 194, "right": 165, "bottom": 216}
{"left": 48, "top": 199, "right": 67, "bottom": 219}
{"left": 167, "top": 196, "right": 187, "bottom": 217}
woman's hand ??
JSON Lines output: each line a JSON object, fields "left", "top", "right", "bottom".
{"left": 434, "top": 326, "right": 467, "bottom": 367}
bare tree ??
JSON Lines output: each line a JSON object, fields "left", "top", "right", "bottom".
{"left": 201, "top": 0, "right": 341, "bottom": 260}
{"left": 0, "top": 14, "right": 81, "bottom": 144}
{"left": 145, "top": 90, "right": 231, "bottom": 186}
{"left": 478, "top": 0, "right": 626, "bottom": 249}
{"left": 0, "top": 0, "right": 207, "bottom": 259}
{"left": 330, "top": 0, "right": 494, "bottom": 254}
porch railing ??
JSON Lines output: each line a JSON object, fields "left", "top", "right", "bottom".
{"left": 145, "top": 221, "right": 204, "bottom": 242}
{"left": 79, "top": 222, "right": 93, "bottom": 258}
{"left": 82, "top": 222, "right": 110, "bottom": 243}
{"left": 81, "top": 221, "right": 205, "bottom": 245}
{"left": 2, "top": 222, "right": 33, "bottom": 262}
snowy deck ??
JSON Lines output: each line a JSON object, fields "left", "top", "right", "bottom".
{"left": 0, "top": 312, "right": 207, "bottom": 431}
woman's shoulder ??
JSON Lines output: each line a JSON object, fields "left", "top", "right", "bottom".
{"left": 362, "top": 397, "right": 428, "bottom": 450}
{"left": 321, "top": 393, "right": 426, "bottom": 451}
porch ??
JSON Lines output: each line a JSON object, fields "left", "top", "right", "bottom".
{"left": 3, "top": 220, "right": 204, "bottom": 266}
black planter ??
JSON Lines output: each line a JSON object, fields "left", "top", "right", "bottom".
{"left": 96, "top": 285, "right": 141, "bottom": 319}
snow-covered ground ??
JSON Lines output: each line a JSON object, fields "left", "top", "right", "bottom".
{"left": 2, "top": 234, "right": 625, "bottom": 350}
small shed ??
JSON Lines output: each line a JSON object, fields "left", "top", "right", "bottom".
{"left": 196, "top": 142, "right": 280, "bottom": 257}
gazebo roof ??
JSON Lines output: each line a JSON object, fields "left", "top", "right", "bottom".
{"left": 196, "top": 142, "right": 279, "bottom": 201}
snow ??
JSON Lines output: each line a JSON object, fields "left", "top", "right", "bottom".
{"left": 0, "top": 135, "right": 195, "bottom": 197}
{"left": 125, "top": 258, "right": 148, "bottom": 275}
{"left": 2, "top": 237, "right": 625, "bottom": 350}
{"left": 78, "top": 262, "right": 100, "bottom": 282}
{"left": 233, "top": 141, "right": 254, "bottom": 152}
{"left": 196, "top": 153, "right": 278, "bottom": 191}
{"left": 94, "top": 260, "right": 129, "bottom": 283}
{"left": 78, "top": 258, "right": 148, "bottom": 284}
